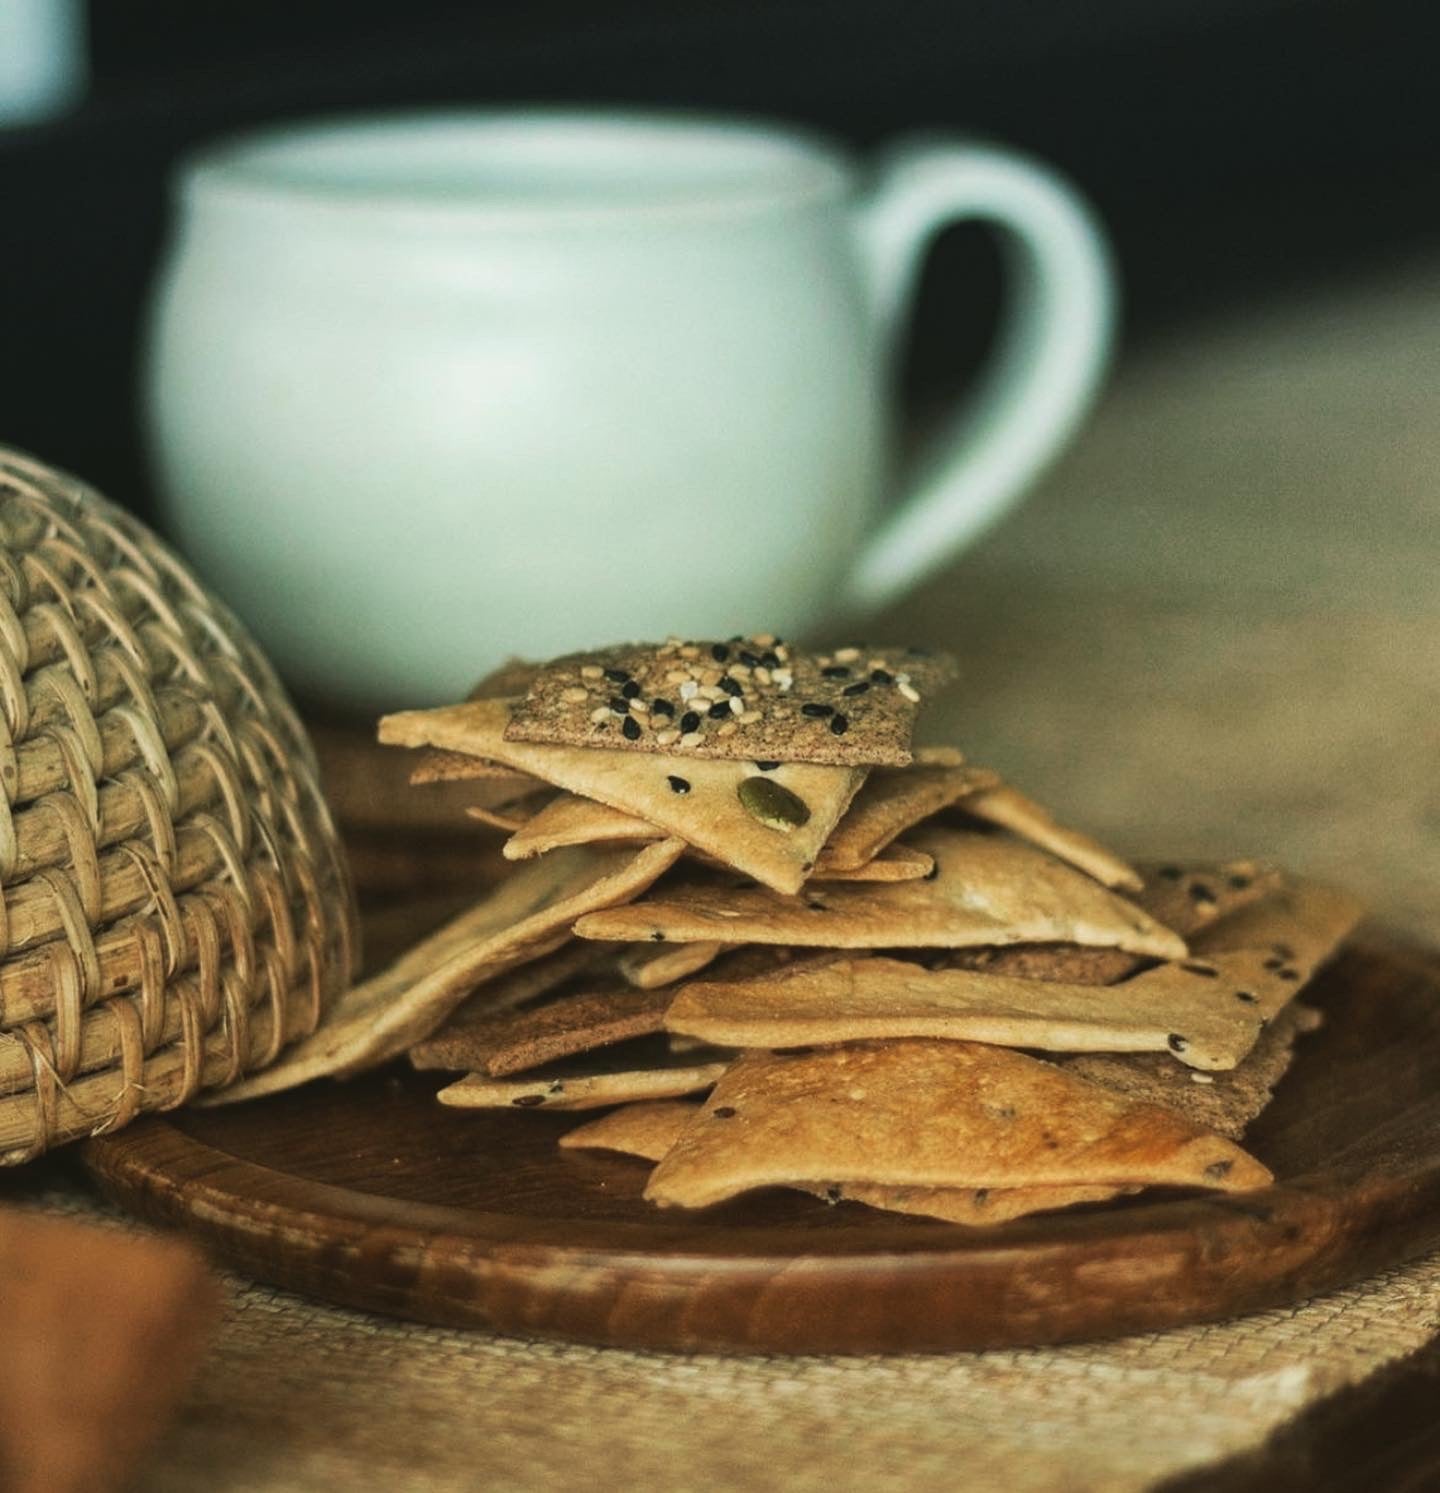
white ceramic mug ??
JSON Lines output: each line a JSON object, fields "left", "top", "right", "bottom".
{"left": 146, "top": 111, "right": 1115, "bottom": 709}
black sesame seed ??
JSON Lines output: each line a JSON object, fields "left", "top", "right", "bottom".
{"left": 621, "top": 679, "right": 640, "bottom": 699}
{"left": 754, "top": 761, "right": 779, "bottom": 772}
{"left": 1181, "top": 962, "right": 1219, "bottom": 977}
{"left": 1263, "top": 956, "right": 1284, "bottom": 971}
{"left": 829, "top": 713, "right": 849, "bottom": 735}
{"left": 1228, "top": 873, "right": 1252, "bottom": 889}
{"left": 973, "top": 1188, "right": 990, "bottom": 1205}
{"left": 869, "top": 668, "right": 893, "bottom": 684}
{"left": 1158, "top": 865, "right": 1183, "bottom": 880}
{"left": 801, "top": 702, "right": 834, "bottom": 718}
{"left": 512, "top": 1094, "right": 546, "bottom": 1108}
{"left": 604, "top": 667, "right": 630, "bottom": 684}
{"left": 1204, "top": 1159, "right": 1233, "bottom": 1180}
{"left": 1188, "top": 882, "right": 1218, "bottom": 905}
{"left": 651, "top": 698, "right": 675, "bottom": 717}
{"left": 1277, "top": 967, "right": 1301, "bottom": 981}
{"left": 825, "top": 1185, "right": 843, "bottom": 1203}
{"left": 1167, "top": 1033, "right": 1189, "bottom": 1052}
{"left": 679, "top": 711, "right": 701, "bottom": 734}
{"left": 667, "top": 775, "right": 691, "bottom": 795}
{"left": 609, "top": 696, "right": 630, "bottom": 714}
{"left": 739, "top": 650, "right": 761, "bottom": 667}
{"left": 710, "top": 643, "right": 729, "bottom": 662}
{"left": 773, "top": 637, "right": 784, "bottom": 645}
{"left": 760, "top": 650, "right": 780, "bottom": 668}
{"left": 842, "top": 681, "right": 871, "bottom": 697}
{"left": 707, "top": 699, "right": 730, "bottom": 719}
{"left": 720, "top": 677, "right": 743, "bottom": 696}
{"left": 622, "top": 716, "right": 642, "bottom": 740}
{"left": 1235, "top": 990, "right": 1257, "bottom": 1004}
{"left": 712, "top": 1106, "right": 737, "bottom": 1119}
{"left": 821, "top": 665, "right": 850, "bottom": 679}
{"left": 728, "top": 634, "right": 744, "bottom": 642}
{"left": 650, "top": 930, "right": 664, "bottom": 942}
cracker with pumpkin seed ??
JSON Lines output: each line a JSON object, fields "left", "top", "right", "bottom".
{"left": 437, "top": 1040, "right": 730, "bottom": 1111}
{"left": 380, "top": 697, "right": 866, "bottom": 895}
{"left": 503, "top": 636, "right": 956, "bottom": 766}
{"left": 208, "top": 838, "right": 685, "bottom": 1102}
{"left": 559, "top": 1100, "right": 1131, "bottom": 1225}
{"left": 575, "top": 827, "right": 1186, "bottom": 960}
{"left": 644, "top": 1039, "right": 1272, "bottom": 1210}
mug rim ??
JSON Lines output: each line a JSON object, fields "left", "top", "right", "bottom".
{"left": 177, "top": 108, "right": 855, "bottom": 229}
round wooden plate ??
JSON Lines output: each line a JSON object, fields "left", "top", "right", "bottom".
{"left": 83, "top": 938, "right": 1440, "bottom": 1354}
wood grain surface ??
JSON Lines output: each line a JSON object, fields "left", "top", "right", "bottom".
{"left": 82, "top": 936, "right": 1440, "bottom": 1354}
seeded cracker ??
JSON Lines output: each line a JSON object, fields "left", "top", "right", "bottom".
{"left": 560, "top": 1101, "right": 1131, "bottom": 1225}
{"left": 437, "top": 1045, "right": 730, "bottom": 1111}
{"left": 379, "top": 698, "right": 865, "bottom": 895}
{"left": 956, "top": 783, "right": 1142, "bottom": 891}
{"left": 574, "top": 826, "right": 1187, "bottom": 960}
{"left": 502, "top": 637, "right": 957, "bottom": 766}
{"left": 643, "top": 1040, "right": 1272, "bottom": 1210}
{"left": 207, "top": 839, "right": 684, "bottom": 1102}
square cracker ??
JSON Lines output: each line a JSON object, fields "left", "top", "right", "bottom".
{"left": 380, "top": 698, "right": 865, "bottom": 896}
{"left": 644, "top": 1039, "right": 1272, "bottom": 1209}
{"left": 208, "top": 838, "right": 684, "bottom": 1102}
{"left": 574, "top": 826, "right": 1187, "bottom": 960}
{"left": 559, "top": 1101, "right": 1129, "bottom": 1225}
{"left": 502, "top": 638, "right": 956, "bottom": 766}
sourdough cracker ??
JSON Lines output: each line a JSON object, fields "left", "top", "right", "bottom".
{"left": 645, "top": 1039, "right": 1271, "bottom": 1209}
{"left": 559, "top": 1101, "right": 1129, "bottom": 1225}
{"left": 957, "top": 784, "right": 1142, "bottom": 891}
{"left": 819, "top": 761, "right": 999, "bottom": 871}
{"left": 209, "top": 839, "right": 684, "bottom": 1101}
{"left": 504, "top": 793, "right": 658, "bottom": 857}
{"left": 437, "top": 1050, "right": 729, "bottom": 1111}
{"left": 576, "top": 827, "right": 1186, "bottom": 960}
{"left": 380, "top": 698, "right": 865, "bottom": 895}
{"left": 664, "top": 946, "right": 1296, "bottom": 1071}
{"left": 617, "top": 940, "right": 729, "bottom": 989}
{"left": 812, "top": 843, "right": 935, "bottom": 882}
{"left": 1133, "top": 858, "right": 1283, "bottom": 934}
{"left": 411, "top": 983, "right": 672, "bottom": 1075}
{"left": 464, "top": 790, "right": 556, "bottom": 833}
{"left": 504, "top": 638, "right": 957, "bottom": 766}
{"left": 411, "top": 751, "right": 536, "bottom": 789}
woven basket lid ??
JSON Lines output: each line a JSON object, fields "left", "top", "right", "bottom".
{"left": 0, "top": 446, "right": 358, "bottom": 1163}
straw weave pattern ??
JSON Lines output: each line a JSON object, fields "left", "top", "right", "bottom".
{"left": 0, "top": 447, "right": 357, "bottom": 1162}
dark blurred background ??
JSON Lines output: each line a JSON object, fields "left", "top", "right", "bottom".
{"left": 3, "top": 0, "right": 1440, "bottom": 521}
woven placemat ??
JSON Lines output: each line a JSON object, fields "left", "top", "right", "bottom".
{"left": 17, "top": 1168, "right": 1437, "bottom": 1493}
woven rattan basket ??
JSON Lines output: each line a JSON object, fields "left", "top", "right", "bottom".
{"left": 0, "top": 446, "right": 357, "bottom": 1164}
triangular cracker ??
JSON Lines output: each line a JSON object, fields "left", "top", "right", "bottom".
{"left": 819, "top": 760, "right": 999, "bottom": 871}
{"left": 437, "top": 1047, "right": 729, "bottom": 1111}
{"left": 575, "top": 827, "right": 1186, "bottom": 960}
{"left": 644, "top": 1040, "right": 1272, "bottom": 1209}
{"left": 663, "top": 939, "right": 1304, "bottom": 1071}
{"left": 560, "top": 1101, "right": 1128, "bottom": 1224}
{"left": 380, "top": 699, "right": 866, "bottom": 895}
{"left": 209, "top": 839, "right": 684, "bottom": 1102}
{"left": 957, "top": 783, "right": 1141, "bottom": 891}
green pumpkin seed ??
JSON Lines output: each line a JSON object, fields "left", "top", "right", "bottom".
{"left": 737, "top": 775, "right": 811, "bottom": 833}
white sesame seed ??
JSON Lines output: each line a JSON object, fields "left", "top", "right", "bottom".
{"left": 773, "top": 669, "right": 794, "bottom": 691}
{"left": 717, "top": 721, "right": 738, "bottom": 736}
{"left": 698, "top": 668, "right": 722, "bottom": 687}
{"left": 665, "top": 669, "right": 689, "bottom": 685}
{"left": 868, "top": 658, "right": 887, "bottom": 671}
{"left": 680, "top": 731, "right": 702, "bottom": 748}
{"left": 727, "top": 663, "right": 751, "bottom": 679}
{"left": 589, "top": 706, "right": 611, "bottom": 723}
{"left": 754, "top": 667, "right": 771, "bottom": 686}
{"left": 679, "top": 680, "right": 699, "bottom": 701}
{"left": 562, "top": 686, "right": 589, "bottom": 703}
{"left": 728, "top": 696, "right": 743, "bottom": 715}
{"left": 630, "top": 699, "right": 649, "bottom": 715}
{"left": 775, "top": 645, "right": 790, "bottom": 662}
{"left": 898, "top": 681, "right": 921, "bottom": 703}
{"left": 752, "top": 633, "right": 776, "bottom": 647}
{"left": 678, "top": 645, "right": 700, "bottom": 659}
{"left": 655, "top": 728, "right": 680, "bottom": 746}
{"left": 835, "top": 646, "right": 860, "bottom": 663}
{"left": 581, "top": 665, "right": 604, "bottom": 679}
{"left": 1190, "top": 1073, "right": 1215, "bottom": 1085}
{"left": 739, "top": 710, "right": 761, "bottom": 724}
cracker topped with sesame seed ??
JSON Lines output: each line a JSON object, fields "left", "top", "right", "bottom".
{"left": 502, "top": 636, "right": 957, "bottom": 766}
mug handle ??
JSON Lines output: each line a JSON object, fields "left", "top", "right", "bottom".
{"left": 845, "top": 139, "right": 1117, "bottom": 611}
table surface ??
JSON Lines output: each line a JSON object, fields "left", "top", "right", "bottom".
{"left": 8, "top": 245, "right": 1440, "bottom": 1490}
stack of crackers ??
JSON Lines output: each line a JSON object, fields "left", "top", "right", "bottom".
{"left": 225, "top": 635, "right": 1362, "bottom": 1226}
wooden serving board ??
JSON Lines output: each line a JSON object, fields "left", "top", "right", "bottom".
{"left": 83, "top": 938, "right": 1440, "bottom": 1355}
